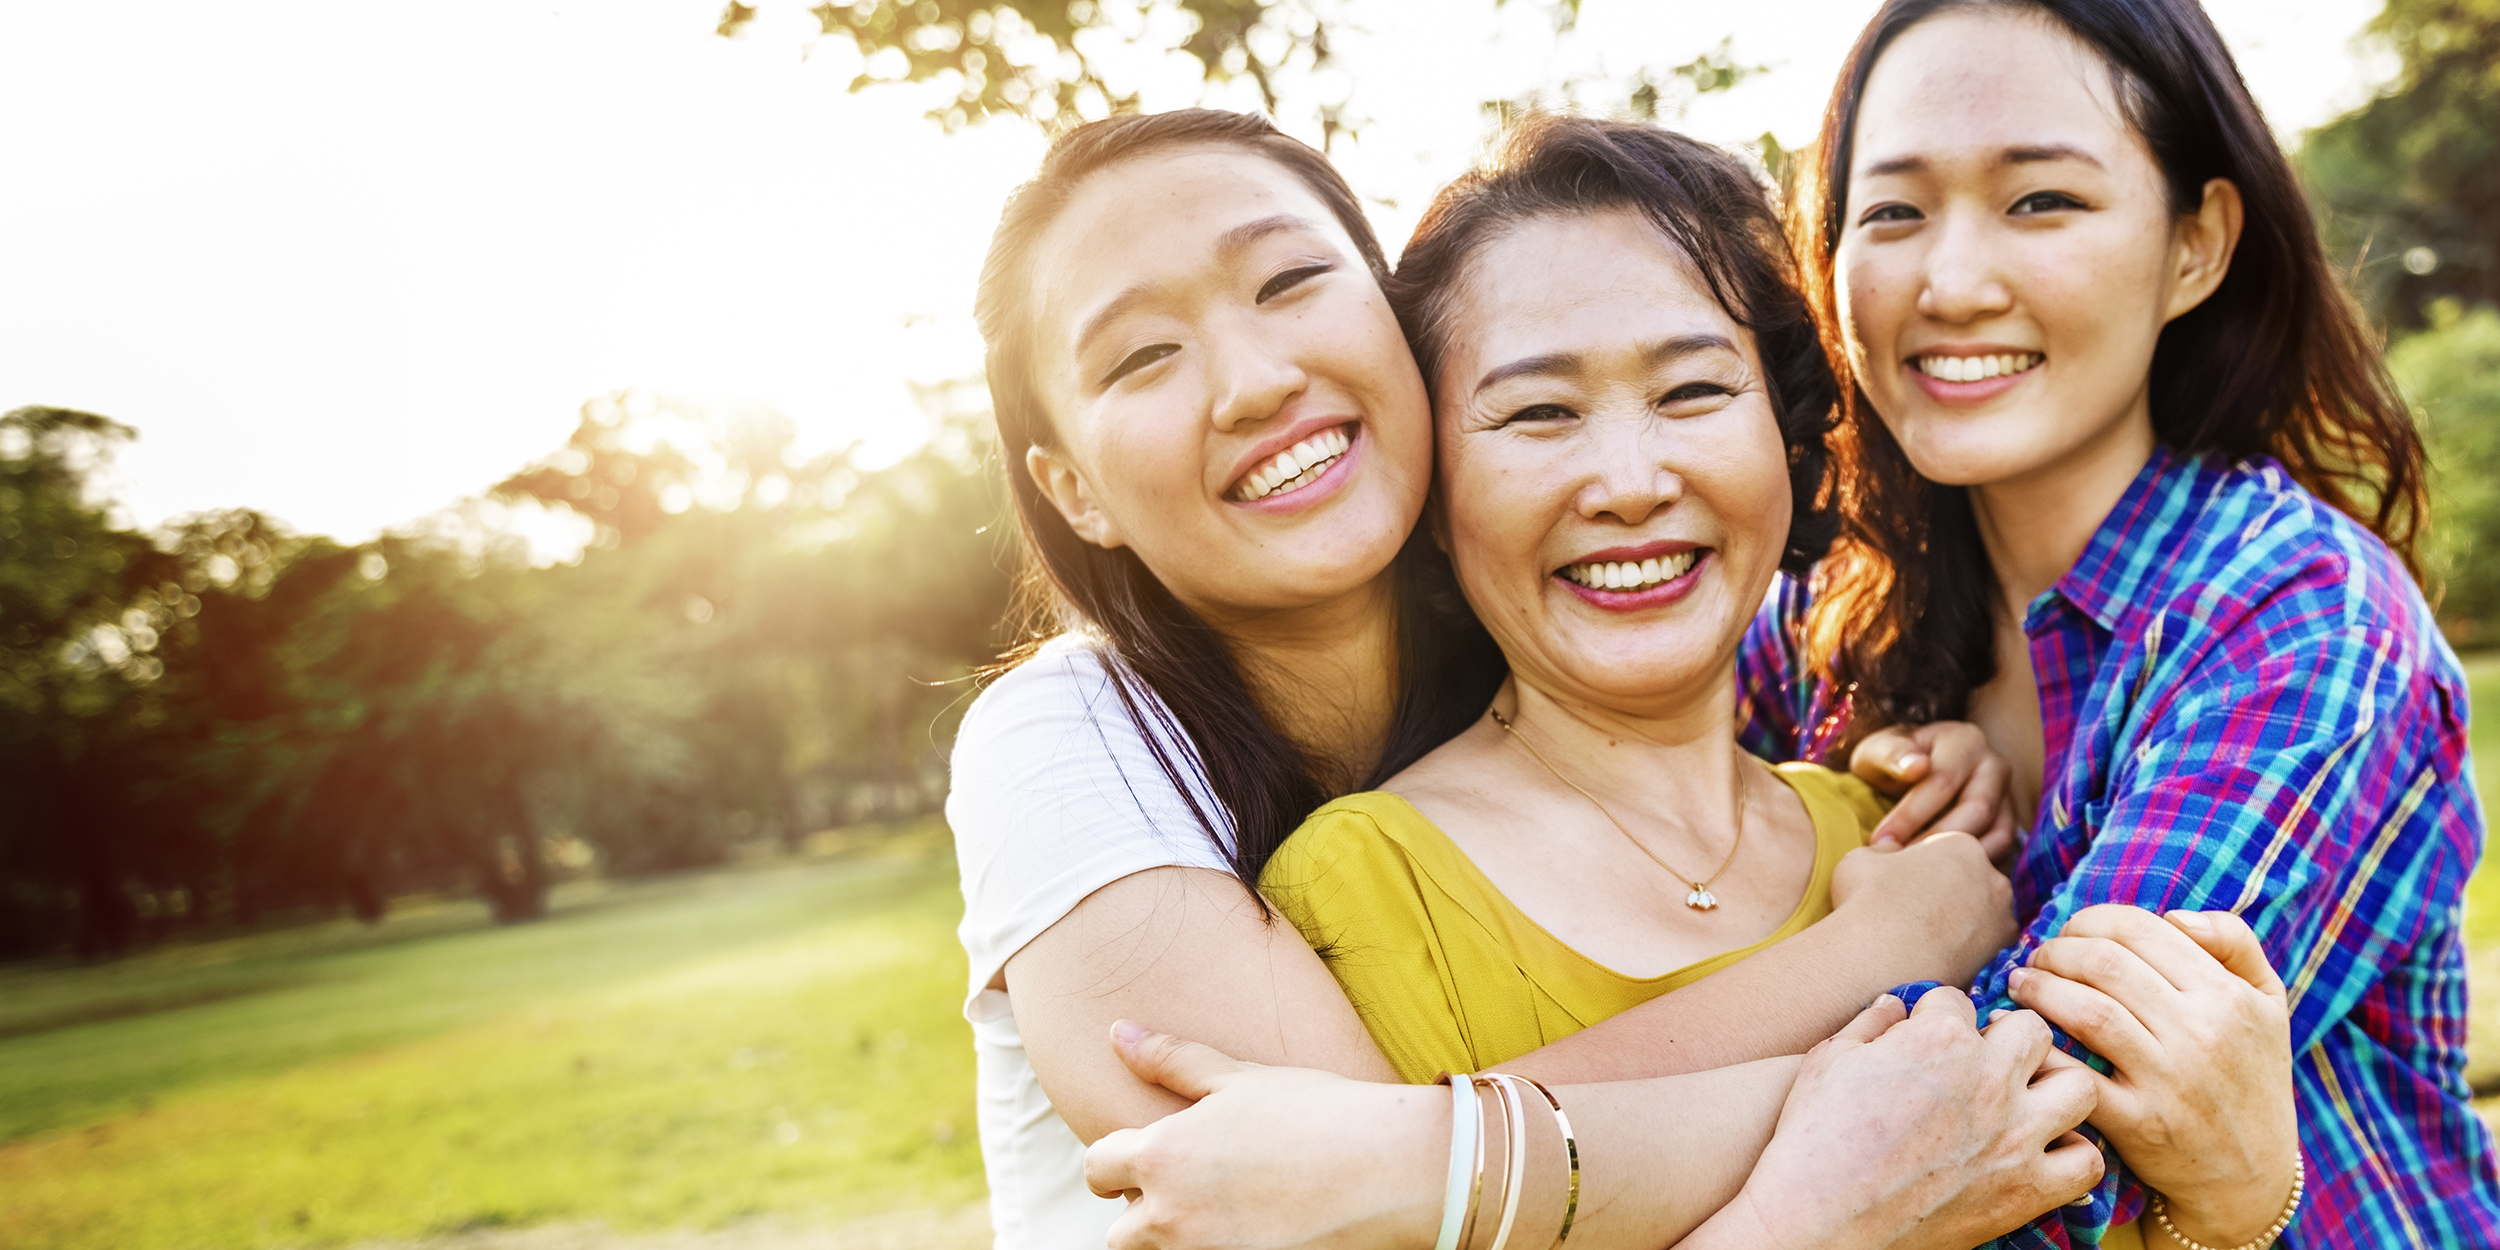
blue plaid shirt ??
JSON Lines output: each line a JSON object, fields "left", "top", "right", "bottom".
{"left": 1741, "top": 448, "right": 2500, "bottom": 1247}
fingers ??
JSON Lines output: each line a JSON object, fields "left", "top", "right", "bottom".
{"left": 1908, "top": 982, "right": 1979, "bottom": 1028}
{"left": 1109, "top": 1020, "right": 1252, "bottom": 1102}
{"left": 1085, "top": 1126, "right": 1146, "bottom": 1199}
{"left": 1852, "top": 724, "right": 1931, "bottom": 798}
{"left": 2035, "top": 1129, "right": 2108, "bottom": 1208}
{"left": 2006, "top": 963, "right": 2162, "bottom": 1073}
{"left": 1977, "top": 799, "right": 2020, "bottom": 869}
{"left": 1830, "top": 992, "right": 1912, "bottom": 1046}
{"left": 2058, "top": 903, "right": 2250, "bottom": 996}
{"left": 2164, "top": 909, "right": 2288, "bottom": 1006}
{"left": 1981, "top": 1004, "right": 2054, "bottom": 1074}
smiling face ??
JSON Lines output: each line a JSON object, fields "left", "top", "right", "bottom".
{"left": 1433, "top": 208, "right": 1791, "bottom": 720}
{"left": 1020, "top": 145, "right": 1432, "bottom": 625}
{"left": 1836, "top": 7, "right": 2216, "bottom": 494}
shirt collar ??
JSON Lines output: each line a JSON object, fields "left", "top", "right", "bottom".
{"left": 2045, "top": 444, "right": 2208, "bottom": 634}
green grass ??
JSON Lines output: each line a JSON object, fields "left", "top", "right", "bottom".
{"left": 0, "top": 826, "right": 981, "bottom": 1249}
{"left": 2463, "top": 653, "right": 2500, "bottom": 950}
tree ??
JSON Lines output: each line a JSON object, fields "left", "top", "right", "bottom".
{"left": 716, "top": 0, "right": 1587, "bottom": 140}
{"left": 2299, "top": 0, "right": 2500, "bottom": 328}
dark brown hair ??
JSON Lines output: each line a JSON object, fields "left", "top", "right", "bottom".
{"left": 974, "top": 110, "right": 1500, "bottom": 897}
{"left": 1386, "top": 114, "right": 1842, "bottom": 576}
{"left": 1791, "top": 0, "right": 2431, "bottom": 730}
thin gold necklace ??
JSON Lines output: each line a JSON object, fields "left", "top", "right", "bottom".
{"left": 1487, "top": 707, "right": 1745, "bottom": 911}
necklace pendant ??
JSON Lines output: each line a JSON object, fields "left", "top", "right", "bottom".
{"left": 1685, "top": 886, "right": 1718, "bottom": 911}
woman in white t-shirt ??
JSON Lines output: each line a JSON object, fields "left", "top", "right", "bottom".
{"left": 943, "top": 108, "right": 2114, "bottom": 1250}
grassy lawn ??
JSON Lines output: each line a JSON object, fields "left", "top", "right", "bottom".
{"left": 0, "top": 823, "right": 981, "bottom": 1250}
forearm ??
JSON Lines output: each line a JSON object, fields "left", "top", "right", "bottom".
{"left": 1500, "top": 907, "right": 1970, "bottom": 1084}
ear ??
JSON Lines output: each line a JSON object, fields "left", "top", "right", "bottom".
{"left": 2163, "top": 177, "right": 2244, "bottom": 324}
{"left": 1025, "top": 443, "right": 1127, "bottom": 550}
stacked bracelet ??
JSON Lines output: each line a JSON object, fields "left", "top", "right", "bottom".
{"left": 1435, "top": 1072, "right": 1581, "bottom": 1250}
{"left": 2147, "top": 1156, "right": 2305, "bottom": 1250}
{"left": 1435, "top": 1074, "right": 1480, "bottom": 1250}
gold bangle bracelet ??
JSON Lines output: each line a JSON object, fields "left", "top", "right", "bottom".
{"left": 2148, "top": 1155, "right": 2305, "bottom": 1250}
{"left": 1515, "top": 1075, "right": 1580, "bottom": 1248}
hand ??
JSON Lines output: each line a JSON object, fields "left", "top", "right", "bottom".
{"left": 1704, "top": 988, "right": 2104, "bottom": 1249}
{"left": 1085, "top": 1021, "right": 1444, "bottom": 1250}
{"left": 2009, "top": 904, "right": 2298, "bottom": 1247}
{"left": 1828, "top": 830, "right": 2019, "bottom": 987}
{"left": 1853, "top": 721, "right": 2020, "bottom": 864}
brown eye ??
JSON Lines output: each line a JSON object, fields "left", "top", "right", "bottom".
{"left": 1503, "top": 404, "right": 1575, "bottom": 425}
{"left": 1861, "top": 203, "right": 1922, "bottom": 225}
{"left": 1660, "top": 382, "right": 1732, "bottom": 406}
{"left": 1256, "top": 264, "right": 1332, "bottom": 304}
{"left": 1102, "top": 343, "right": 1178, "bottom": 387}
{"left": 2011, "top": 191, "right": 2086, "bottom": 214}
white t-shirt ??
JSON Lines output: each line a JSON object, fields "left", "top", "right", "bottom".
{"left": 946, "top": 635, "right": 1234, "bottom": 1250}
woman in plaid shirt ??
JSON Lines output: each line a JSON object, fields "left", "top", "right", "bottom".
{"left": 1735, "top": 0, "right": 2500, "bottom": 1244}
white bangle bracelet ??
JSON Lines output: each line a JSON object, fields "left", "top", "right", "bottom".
{"left": 1436, "top": 1073, "right": 1481, "bottom": 1250}
{"left": 1482, "top": 1075, "right": 1532, "bottom": 1250}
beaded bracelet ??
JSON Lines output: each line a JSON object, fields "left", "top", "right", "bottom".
{"left": 2147, "top": 1156, "right": 2305, "bottom": 1250}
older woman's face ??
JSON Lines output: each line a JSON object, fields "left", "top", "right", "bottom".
{"left": 1433, "top": 209, "right": 1791, "bottom": 715}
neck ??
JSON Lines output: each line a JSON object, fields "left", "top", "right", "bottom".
{"left": 1968, "top": 404, "right": 2158, "bottom": 620}
{"left": 1203, "top": 573, "right": 1403, "bottom": 794}
{"left": 1494, "top": 663, "right": 1748, "bottom": 826}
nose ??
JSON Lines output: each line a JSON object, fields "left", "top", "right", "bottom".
{"left": 1206, "top": 319, "right": 1310, "bottom": 434}
{"left": 1574, "top": 410, "right": 1684, "bottom": 526}
{"left": 1915, "top": 210, "right": 2014, "bottom": 325}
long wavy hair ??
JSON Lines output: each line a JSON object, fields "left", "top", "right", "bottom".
{"left": 1384, "top": 114, "right": 1842, "bottom": 579}
{"left": 1791, "top": 0, "right": 2430, "bottom": 729}
{"left": 973, "top": 110, "right": 1501, "bottom": 897}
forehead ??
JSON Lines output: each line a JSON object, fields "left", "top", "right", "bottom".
{"left": 1442, "top": 209, "right": 1738, "bottom": 377}
{"left": 1028, "top": 146, "right": 1348, "bottom": 346}
{"left": 1851, "top": 8, "right": 2135, "bottom": 174}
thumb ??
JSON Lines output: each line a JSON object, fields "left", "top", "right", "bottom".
{"left": 1110, "top": 1020, "right": 1253, "bottom": 1102}
{"left": 2165, "top": 910, "right": 2286, "bottom": 1004}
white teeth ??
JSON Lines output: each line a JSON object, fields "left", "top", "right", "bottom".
{"left": 1233, "top": 427, "right": 1353, "bottom": 502}
{"left": 1916, "top": 352, "right": 2042, "bottom": 383}
{"left": 1561, "top": 550, "right": 1699, "bottom": 593}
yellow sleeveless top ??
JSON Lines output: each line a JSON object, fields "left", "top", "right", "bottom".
{"left": 1259, "top": 761, "right": 1884, "bottom": 1085}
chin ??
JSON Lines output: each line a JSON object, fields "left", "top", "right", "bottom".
{"left": 1887, "top": 419, "right": 2052, "bottom": 490}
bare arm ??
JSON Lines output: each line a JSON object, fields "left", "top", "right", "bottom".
{"left": 1013, "top": 829, "right": 2015, "bottom": 1137}
{"left": 1089, "top": 989, "right": 2102, "bottom": 1250}
{"left": 1502, "top": 831, "right": 2015, "bottom": 1084}
{"left": 1005, "top": 865, "right": 1396, "bottom": 1144}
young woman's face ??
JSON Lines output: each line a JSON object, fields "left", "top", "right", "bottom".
{"left": 1022, "top": 146, "right": 1432, "bottom": 623}
{"left": 1836, "top": 8, "right": 2215, "bottom": 490}
{"left": 1433, "top": 209, "right": 1791, "bottom": 716}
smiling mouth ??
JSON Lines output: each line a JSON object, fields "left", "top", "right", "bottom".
{"left": 1912, "top": 352, "right": 2044, "bottom": 383}
{"left": 1559, "top": 549, "right": 1703, "bottom": 592}
{"left": 1231, "top": 425, "right": 1353, "bottom": 503}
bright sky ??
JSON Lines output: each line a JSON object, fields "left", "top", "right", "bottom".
{"left": 0, "top": 0, "right": 2392, "bottom": 543}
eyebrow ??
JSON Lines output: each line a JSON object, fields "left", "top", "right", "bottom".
{"left": 1070, "top": 214, "right": 1325, "bottom": 360}
{"left": 1863, "top": 143, "right": 2106, "bottom": 178}
{"left": 1471, "top": 333, "right": 1738, "bottom": 396}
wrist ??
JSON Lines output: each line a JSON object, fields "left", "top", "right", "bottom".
{"left": 2153, "top": 1154, "right": 2303, "bottom": 1250}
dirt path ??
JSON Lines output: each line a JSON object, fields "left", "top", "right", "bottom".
{"left": 352, "top": 1204, "right": 990, "bottom": 1250}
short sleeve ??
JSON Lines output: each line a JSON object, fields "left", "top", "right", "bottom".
{"left": 1261, "top": 808, "right": 1479, "bottom": 1084}
{"left": 945, "top": 637, "right": 1234, "bottom": 1010}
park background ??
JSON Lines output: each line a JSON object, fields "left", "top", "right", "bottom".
{"left": 2, "top": 0, "right": 2496, "bottom": 1246}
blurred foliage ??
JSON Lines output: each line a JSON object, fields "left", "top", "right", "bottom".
{"left": 2392, "top": 303, "right": 2500, "bottom": 641}
{"left": 726, "top": 0, "right": 1584, "bottom": 139}
{"left": 0, "top": 397, "right": 1009, "bottom": 959}
{"left": 2299, "top": 0, "right": 2500, "bottom": 329}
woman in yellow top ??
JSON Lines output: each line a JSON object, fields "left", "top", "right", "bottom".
{"left": 1251, "top": 118, "right": 1930, "bottom": 1092}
